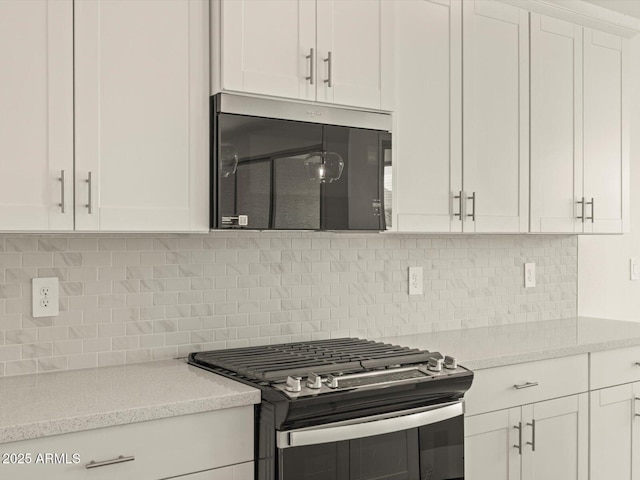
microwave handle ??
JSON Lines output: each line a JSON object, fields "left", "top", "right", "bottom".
{"left": 277, "top": 401, "right": 463, "bottom": 449}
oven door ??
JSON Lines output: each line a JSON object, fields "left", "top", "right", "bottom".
{"left": 276, "top": 401, "right": 465, "bottom": 480}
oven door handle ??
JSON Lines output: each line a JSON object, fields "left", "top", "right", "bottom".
{"left": 277, "top": 401, "right": 463, "bottom": 449}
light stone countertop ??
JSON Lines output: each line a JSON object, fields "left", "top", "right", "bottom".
{"left": 381, "top": 316, "right": 640, "bottom": 370}
{"left": 4, "top": 316, "right": 639, "bottom": 445}
{"left": 0, "top": 359, "right": 260, "bottom": 444}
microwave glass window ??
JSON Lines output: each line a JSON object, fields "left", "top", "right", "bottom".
{"left": 273, "top": 155, "right": 321, "bottom": 229}
{"left": 216, "top": 112, "right": 390, "bottom": 230}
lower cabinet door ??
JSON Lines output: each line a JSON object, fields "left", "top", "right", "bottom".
{"left": 590, "top": 383, "right": 640, "bottom": 480}
{"left": 465, "top": 408, "right": 522, "bottom": 480}
{"left": 521, "top": 394, "right": 588, "bottom": 480}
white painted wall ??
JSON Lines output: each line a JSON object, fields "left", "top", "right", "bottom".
{"left": 578, "top": 34, "right": 640, "bottom": 320}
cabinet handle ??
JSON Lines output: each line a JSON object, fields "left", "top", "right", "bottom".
{"left": 305, "top": 48, "right": 315, "bottom": 85}
{"left": 58, "top": 170, "right": 66, "bottom": 214}
{"left": 585, "top": 197, "right": 594, "bottom": 223}
{"left": 634, "top": 397, "right": 640, "bottom": 418}
{"left": 86, "top": 172, "right": 93, "bottom": 214}
{"left": 526, "top": 420, "right": 536, "bottom": 451}
{"left": 514, "top": 381, "right": 539, "bottom": 390}
{"left": 467, "top": 192, "right": 476, "bottom": 221}
{"left": 577, "top": 197, "right": 585, "bottom": 222}
{"left": 513, "top": 422, "right": 522, "bottom": 455}
{"left": 453, "top": 191, "right": 463, "bottom": 221}
{"left": 324, "top": 51, "right": 333, "bottom": 87}
{"left": 86, "top": 455, "right": 135, "bottom": 469}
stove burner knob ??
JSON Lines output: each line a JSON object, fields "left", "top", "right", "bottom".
{"left": 307, "top": 373, "right": 322, "bottom": 389}
{"left": 444, "top": 355, "right": 458, "bottom": 370}
{"left": 285, "top": 376, "right": 302, "bottom": 392}
{"left": 427, "top": 357, "right": 444, "bottom": 372}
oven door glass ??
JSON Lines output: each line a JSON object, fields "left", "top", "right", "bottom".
{"left": 277, "top": 403, "right": 464, "bottom": 480}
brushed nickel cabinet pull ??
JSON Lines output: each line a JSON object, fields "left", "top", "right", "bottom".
{"left": 59, "top": 170, "right": 65, "bottom": 214}
{"left": 585, "top": 197, "right": 594, "bottom": 223}
{"left": 324, "top": 51, "right": 333, "bottom": 87}
{"left": 577, "top": 197, "right": 585, "bottom": 222}
{"left": 513, "top": 422, "right": 522, "bottom": 454}
{"left": 86, "top": 455, "right": 135, "bottom": 469}
{"left": 86, "top": 172, "right": 93, "bottom": 214}
{"left": 526, "top": 419, "right": 536, "bottom": 451}
{"left": 514, "top": 381, "right": 539, "bottom": 390}
{"left": 467, "top": 192, "right": 476, "bottom": 221}
{"left": 305, "top": 48, "right": 315, "bottom": 85}
{"left": 453, "top": 191, "right": 463, "bottom": 221}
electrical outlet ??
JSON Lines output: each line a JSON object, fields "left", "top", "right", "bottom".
{"left": 524, "top": 263, "right": 536, "bottom": 288}
{"left": 32, "top": 277, "right": 59, "bottom": 318}
{"left": 409, "top": 267, "right": 423, "bottom": 295}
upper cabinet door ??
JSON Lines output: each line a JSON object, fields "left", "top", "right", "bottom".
{"left": 0, "top": 0, "right": 73, "bottom": 231}
{"left": 394, "top": 0, "right": 462, "bottom": 233}
{"left": 462, "top": 0, "right": 529, "bottom": 233}
{"left": 316, "top": 0, "right": 394, "bottom": 110}
{"left": 219, "top": 0, "right": 316, "bottom": 101}
{"left": 74, "top": 0, "right": 209, "bottom": 232}
{"left": 583, "top": 28, "right": 627, "bottom": 234}
{"left": 530, "top": 15, "right": 583, "bottom": 234}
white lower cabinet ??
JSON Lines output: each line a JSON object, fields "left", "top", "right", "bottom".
{"left": 0, "top": 406, "right": 253, "bottom": 480}
{"left": 589, "top": 347, "right": 640, "bottom": 480}
{"left": 465, "top": 394, "right": 588, "bottom": 480}
{"left": 590, "top": 383, "right": 640, "bottom": 480}
{"left": 464, "top": 355, "right": 589, "bottom": 480}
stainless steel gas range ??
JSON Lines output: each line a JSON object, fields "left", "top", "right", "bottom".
{"left": 189, "top": 338, "right": 473, "bottom": 480}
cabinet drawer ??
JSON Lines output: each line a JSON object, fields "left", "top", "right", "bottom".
{"left": 591, "top": 345, "right": 640, "bottom": 389}
{"left": 464, "top": 355, "right": 588, "bottom": 416}
{"left": 0, "top": 406, "right": 253, "bottom": 480}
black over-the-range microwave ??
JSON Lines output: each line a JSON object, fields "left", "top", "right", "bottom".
{"left": 210, "top": 93, "right": 392, "bottom": 231}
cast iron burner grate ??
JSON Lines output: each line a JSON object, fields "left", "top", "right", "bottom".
{"left": 190, "top": 337, "right": 434, "bottom": 381}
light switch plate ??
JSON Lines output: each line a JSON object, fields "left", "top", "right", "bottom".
{"left": 32, "top": 277, "right": 59, "bottom": 318}
{"left": 631, "top": 258, "right": 639, "bottom": 281}
{"left": 409, "top": 267, "right": 423, "bottom": 295}
{"left": 524, "top": 263, "right": 536, "bottom": 288}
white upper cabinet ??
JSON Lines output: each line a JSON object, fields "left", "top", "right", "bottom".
{"left": 530, "top": 18, "right": 628, "bottom": 234}
{"left": 220, "top": 0, "right": 316, "bottom": 101}
{"left": 394, "top": 0, "right": 462, "bottom": 233}
{"left": 215, "top": 0, "right": 394, "bottom": 111}
{"left": 0, "top": 0, "right": 73, "bottom": 231}
{"left": 74, "top": 0, "right": 209, "bottom": 232}
{"left": 583, "top": 28, "right": 627, "bottom": 234}
{"left": 462, "top": 0, "right": 529, "bottom": 233}
{"left": 316, "top": 0, "right": 394, "bottom": 110}
{"left": 530, "top": 14, "right": 583, "bottom": 233}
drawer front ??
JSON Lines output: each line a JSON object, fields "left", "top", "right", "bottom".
{"left": 464, "top": 354, "right": 588, "bottom": 416}
{"left": 591, "top": 345, "right": 640, "bottom": 389}
{"left": 0, "top": 406, "right": 253, "bottom": 480}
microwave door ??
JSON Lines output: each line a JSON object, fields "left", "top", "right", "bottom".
{"left": 273, "top": 155, "right": 321, "bottom": 230}
{"left": 322, "top": 126, "right": 387, "bottom": 230}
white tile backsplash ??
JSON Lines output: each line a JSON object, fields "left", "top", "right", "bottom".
{"left": 0, "top": 232, "right": 577, "bottom": 376}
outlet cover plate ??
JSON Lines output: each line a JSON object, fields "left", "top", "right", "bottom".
{"left": 524, "top": 263, "right": 536, "bottom": 288}
{"left": 32, "top": 277, "right": 59, "bottom": 318}
{"left": 409, "top": 267, "right": 423, "bottom": 295}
